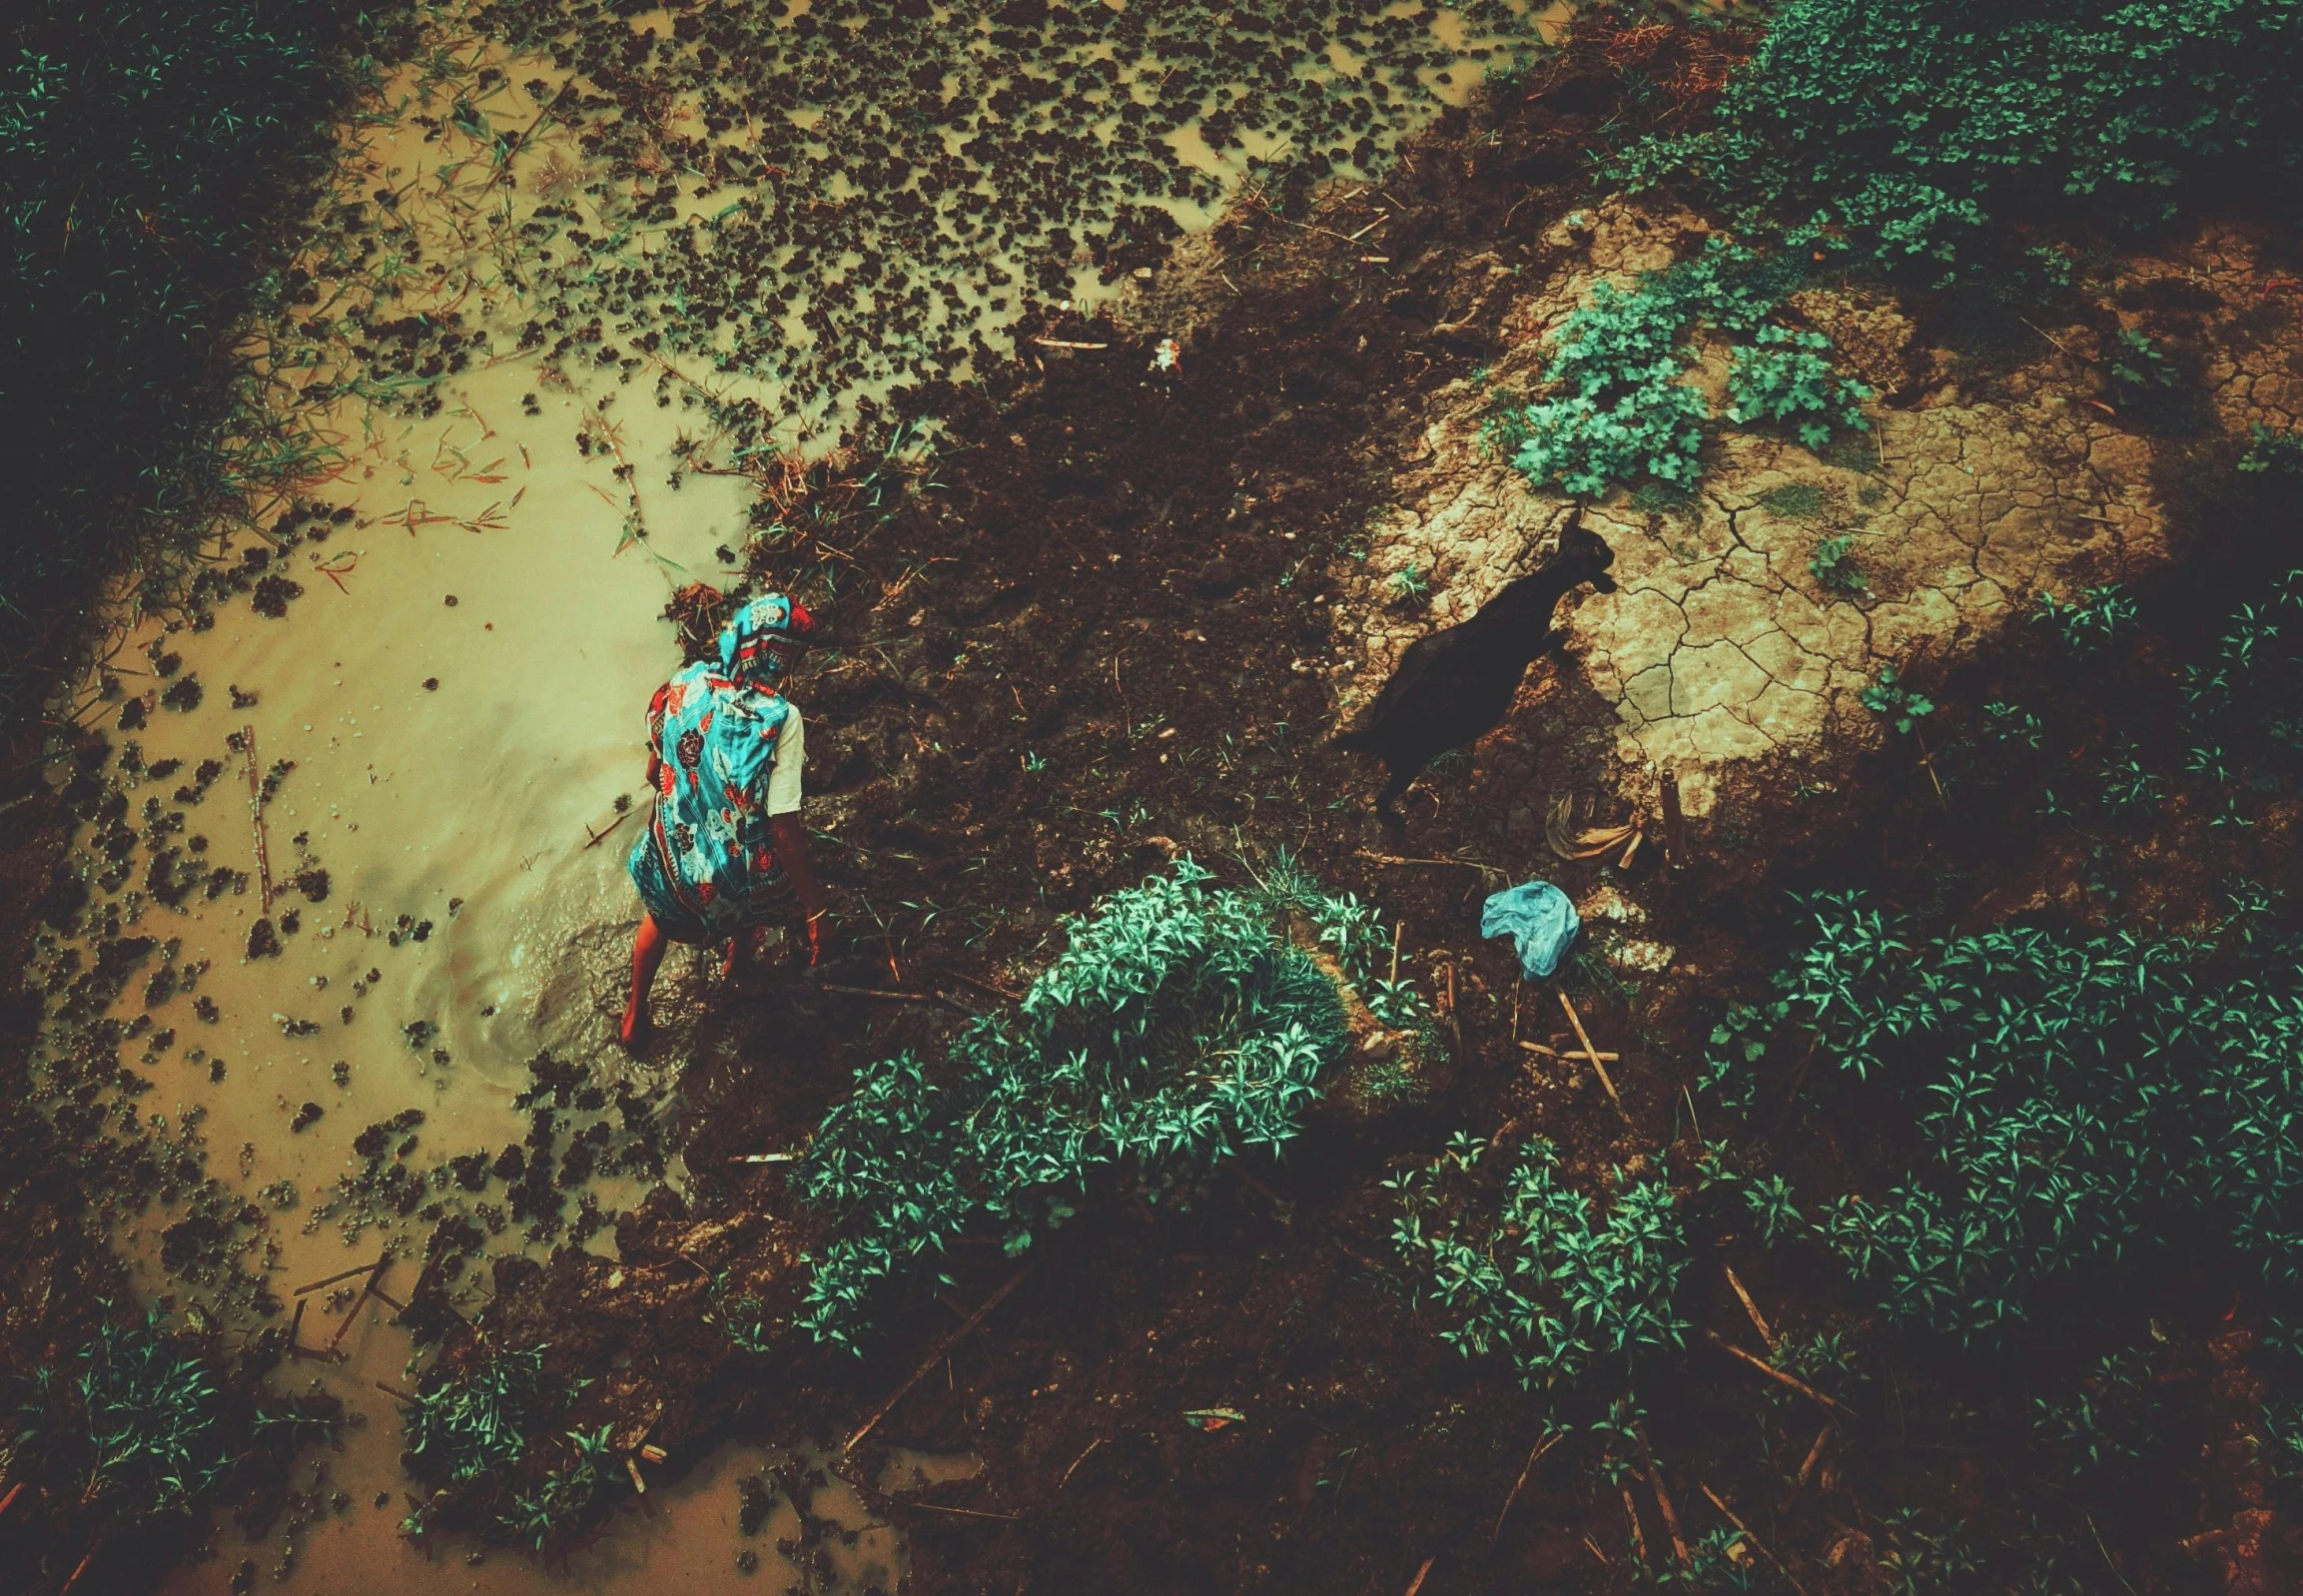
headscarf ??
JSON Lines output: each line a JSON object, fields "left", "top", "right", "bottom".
{"left": 633, "top": 592, "right": 813, "bottom": 936}
{"left": 717, "top": 592, "right": 815, "bottom": 687}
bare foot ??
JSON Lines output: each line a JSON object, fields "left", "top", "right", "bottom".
{"left": 617, "top": 1004, "right": 653, "bottom": 1049}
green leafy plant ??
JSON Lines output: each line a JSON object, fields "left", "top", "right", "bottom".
{"left": 1388, "top": 563, "right": 1432, "bottom": 605}
{"left": 2033, "top": 584, "right": 2137, "bottom": 652}
{"left": 2105, "top": 327, "right": 2177, "bottom": 401}
{"left": 1859, "top": 666, "right": 1932, "bottom": 734}
{"left": 1982, "top": 700, "right": 2045, "bottom": 749}
{"left": 1808, "top": 534, "right": 1868, "bottom": 597}
{"left": 2239, "top": 422, "right": 2303, "bottom": 475}
{"left": 1764, "top": 890, "right": 2303, "bottom": 1343}
{"left": 795, "top": 861, "right": 1402, "bottom": 1350}
{"left": 1610, "top": 0, "right": 2303, "bottom": 279}
{"left": 1727, "top": 326, "right": 1873, "bottom": 449}
{"left": 401, "top": 1344, "right": 568, "bottom": 1486}
{"left": 1390, "top": 1134, "right": 1689, "bottom": 1390}
{"left": 13, "top": 1305, "right": 315, "bottom": 1531}
{"left": 1488, "top": 240, "right": 1844, "bottom": 496}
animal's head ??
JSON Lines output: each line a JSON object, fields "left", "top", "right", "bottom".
{"left": 1558, "top": 518, "right": 1618, "bottom": 593}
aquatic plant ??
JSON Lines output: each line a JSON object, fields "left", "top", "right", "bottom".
{"left": 400, "top": 1343, "right": 567, "bottom": 1485}
{"left": 1612, "top": 0, "right": 2303, "bottom": 278}
{"left": 13, "top": 1305, "right": 324, "bottom": 1531}
{"left": 795, "top": 860, "right": 1408, "bottom": 1350}
{"left": 1389, "top": 1133, "right": 1689, "bottom": 1391}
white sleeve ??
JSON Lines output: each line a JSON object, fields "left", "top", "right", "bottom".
{"left": 763, "top": 706, "right": 805, "bottom": 816}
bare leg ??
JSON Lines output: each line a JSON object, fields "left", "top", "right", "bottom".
{"left": 719, "top": 925, "right": 767, "bottom": 981}
{"left": 620, "top": 912, "right": 671, "bottom": 1047}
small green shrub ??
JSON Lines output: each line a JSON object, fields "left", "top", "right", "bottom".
{"left": 494, "top": 1425, "right": 614, "bottom": 1551}
{"left": 1859, "top": 666, "right": 1932, "bottom": 734}
{"left": 401, "top": 1344, "right": 567, "bottom": 1485}
{"left": 1611, "top": 0, "right": 2303, "bottom": 278}
{"left": 1766, "top": 889, "right": 2303, "bottom": 1342}
{"left": 2105, "top": 327, "right": 2177, "bottom": 401}
{"left": 1727, "top": 326, "right": 1872, "bottom": 449}
{"left": 13, "top": 1306, "right": 320, "bottom": 1531}
{"left": 2239, "top": 422, "right": 2303, "bottom": 475}
{"left": 2033, "top": 584, "right": 2137, "bottom": 652}
{"left": 1808, "top": 534, "right": 1867, "bottom": 596}
{"left": 1489, "top": 240, "right": 1854, "bottom": 497}
{"left": 1982, "top": 700, "right": 2045, "bottom": 749}
{"left": 796, "top": 861, "right": 1384, "bottom": 1350}
{"left": 1390, "top": 1133, "right": 1689, "bottom": 1390}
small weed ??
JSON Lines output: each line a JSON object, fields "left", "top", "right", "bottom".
{"left": 1758, "top": 481, "right": 1829, "bottom": 519}
{"left": 2033, "top": 585, "right": 2136, "bottom": 652}
{"left": 1860, "top": 667, "right": 1933, "bottom": 734}
{"left": 1388, "top": 563, "right": 1431, "bottom": 606}
{"left": 1808, "top": 534, "right": 1868, "bottom": 596}
{"left": 2105, "top": 327, "right": 2177, "bottom": 400}
{"left": 1728, "top": 325, "right": 1873, "bottom": 449}
{"left": 1982, "top": 701, "right": 2045, "bottom": 749}
{"left": 2239, "top": 422, "right": 2303, "bottom": 475}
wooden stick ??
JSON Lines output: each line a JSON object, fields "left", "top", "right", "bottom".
{"left": 1030, "top": 338, "right": 1110, "bottom": 352}
{"left": 1724, "top": 1264, "right": 1777, "bottom": 1349}
{"left": 1511, "top": 976, "right": 1522, "bottom": 1044}
{"left": 243, "top": 725, "right": 274, "bottom": 913}
{"left": 1635, "top": 1427, "right": 1692, "bottom": 1567}
{"left": 1059, "top": 1437, "right": 1103, "bottom": 1490}
{"left": 376, "top": 1381, "right": 418, "bottom": 1403}
{"left": 1700, "top": 1482, "right": 1807, "bottom": 1596}
{"left": 907, "top": 1501, "right": 1021, "bottom": 1520}
{"left": 1518, "top": 1040, "right": 1619, "bottom": 1063}
{"left": 582, "top": 806, "right": 635, "bottom": 849}
{"left": 0, "top": 1481, "right": 21, "bottom": 1521}
{"left": 1621, "top": 1482, "right": 1650, "bottom": 1569}
{"left": 325, "top": 1256, "right": 393, "bottom": 1353}
{"left": 1355, "top": 849, "right": 1508, "bottom": 879}
{"left": 1659, "top": 772, "right": 1686, "bottom": 870}
{"left": 727, "top": 1152, "right": 800, "bottom": 1165}
{"left": 625, "top": 1455, "right": 647, "bottom": 1494}
{"left": 1782, "top": 1424, "right": 1833, "bottom": 1511}
{"left": 1705, "top": 1329, "right": 1850, "bottom": 1416}
{"left": 60, "top": 1546, "right": 95, "bottom": 1596}
{"left": 1402, "top": 1556, "right": 1435, "bottom": 1596}
{"left": 1389, "top": 920, "right": 1403, "bottom": 987}
{"left": 1490, "top": 1432, "right": 1562, "bottom": 1545}
{"left": 846, "top": 1263, "right": 1035, "bottom": 1452}
{"left": 1558, "top": 992, "right": 1634, "bottom": 1129}
{"left": 815, "top": 982, "right": 976, "bottom": 1016}
{"left": 939, "top": 965, "right": 1024, "bottom": 1004}
{"left": 296, "top": 1259, "right": 385, "bottom": 1296}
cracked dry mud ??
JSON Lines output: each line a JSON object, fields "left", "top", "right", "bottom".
{"left": 1337, "top": 198, "right": 2303, "bottom": 818}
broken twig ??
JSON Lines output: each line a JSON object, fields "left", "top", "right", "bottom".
{"left": 1559, "top": 992, "right": 1635, "bottom": 1130}
{"left": 846, "top": 1263, "right": 1035, "bottom": 1452}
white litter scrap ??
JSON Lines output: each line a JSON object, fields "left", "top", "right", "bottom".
{"left": 1151, "top": 336, "right": 1181, "bottom": 373}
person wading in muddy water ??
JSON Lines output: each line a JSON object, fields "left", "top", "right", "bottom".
{"left": 620, "top": 592, "right": 831, "bottom": 1047}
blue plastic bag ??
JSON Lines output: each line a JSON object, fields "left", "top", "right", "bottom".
{"left": 1481, "top": 880, "right": 1580, "bottom": 979}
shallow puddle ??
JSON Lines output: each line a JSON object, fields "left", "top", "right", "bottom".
{"left": 40, "top": 4, "right": 1566, "bottom": 1586}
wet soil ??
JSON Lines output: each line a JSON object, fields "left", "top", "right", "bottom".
{"left": 19, "top": 6, "right": 2303, "bottom": 1594}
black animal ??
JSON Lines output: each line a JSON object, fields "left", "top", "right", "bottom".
{"left": 1334, "top": 520, "right": 1618, "bottom": 824}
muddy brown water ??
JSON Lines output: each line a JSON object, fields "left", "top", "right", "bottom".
{"left": 42, "top": 9, "right": 1568, "bottom": 1589}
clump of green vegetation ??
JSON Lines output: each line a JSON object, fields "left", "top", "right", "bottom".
{"left": 2238, "top": 422, "right": 2303, "bottom": 475}
{"left": 2033, "top": 584, "right": 2138, "bottom": 651}
{"left": 1488, "top": 240, "right": 1864, "bottom": 497}
{"left": 2105, "top": 327, "right": 2177, "bottom": 403}
{"left": 13, "top": 1306, "right": 329, "bottom": 1535}
{"left": 1389, "top": 1133, "right": 1689, "bottom": 1390}
{"left": 400, "top": 1343, "right": 568, "bottom": 1486}
{"left": 1981, "top": 700, "right": 2045, "bottom": 749}
{"left": 1728, "top": 326, "right": 1873, "bottom": 448}
{"left": 1807, "top": 533, "right": 1867, "bottom": 596}
{"left": 1612, "top": 0, "right": 2303, "bottom": 278}
{"left": 795, "top": 861, "right": 1423, "bottom": 1350}
{"left": 1759, "top": 888, "right": 2303, "bottom": 1344}
{"left": 1755, "top": 481, "right": 1828, "bottom": 520}
{"left": 1858, "top": 665, "right": 1931, "bottom": 734}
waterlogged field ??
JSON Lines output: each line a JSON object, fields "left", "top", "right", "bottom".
{"left": 27, "top": 4, "right": 1558, "bottom": 1586}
